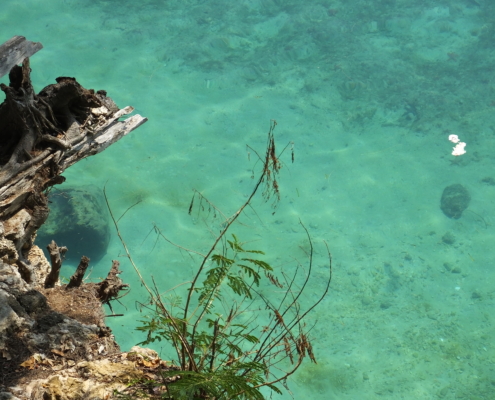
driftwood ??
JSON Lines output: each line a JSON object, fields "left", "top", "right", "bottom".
{"left": 0, "top": 36, "right": 43, "bottom": 78}
{"left": 0, "top": 59, "right": 147, "bottom": 218}
{"left": 44, "top": 240, "right": 68, "bottom": 288}
{"left": 97, "top": 260, "right": 129, "bottom": 303}
{"left": 67, "top": 255, "right": 90, "bottom": 288}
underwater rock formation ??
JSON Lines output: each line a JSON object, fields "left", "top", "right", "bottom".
{"left": 440, "top": 184, "right": 471, "bottom": 219}
{"left": 36, "top": 186, "right": 110, "bottom": 264}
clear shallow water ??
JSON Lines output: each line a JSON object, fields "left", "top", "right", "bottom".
{"left": 2, "top": 1, "right": 495, "bottom": 398}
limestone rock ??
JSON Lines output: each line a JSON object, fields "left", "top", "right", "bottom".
{"left": 0, "top": 392, "right": 20, "bottom": 400}
{"left": 0, "top": 262, "right": 27, "bottom": 292}
{"left": 17, "top": 290, "right": 48, "bottom": 315}
{"left": 22, "top": 359, "right": 141, "bottom": 400}
{"left": 0, "top": 290, "right": 22, "bottom": 337}
{"left": 3, "top": 210, "right": 31, "bottom": 242}
{"left": 26, "top": 245, "right": 51, "bottom": 288}
{"left": 129, "top": 345, "right": 159, "bottom": 360}
{"left": 15, "top": 353, "right": 171, "bottom": 400}
{"left": 0, "top": 239, "right": 18, "bottom": 266}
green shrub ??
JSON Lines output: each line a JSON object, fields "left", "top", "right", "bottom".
{"left": 109, "top": 121, "right": 332, "bottom": 399}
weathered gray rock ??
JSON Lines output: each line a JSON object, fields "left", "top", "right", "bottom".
{"left": 0, "top": 240, "right": 18, "bottom": 266}
{"left": 0, "top": 392, "right": 21, "bottom": 400}
{"left": 0, "top": 262, "right": 27, "bottom": 292}
{"left": 3, "top": 210, "right": 31, "bottom": 242}
{"left": 17, "top": 290, "right": 47, "bottom": 315}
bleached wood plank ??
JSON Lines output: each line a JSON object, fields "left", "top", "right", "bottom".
{"left": 0, "top": 36, "right": 43, "bottom": 78}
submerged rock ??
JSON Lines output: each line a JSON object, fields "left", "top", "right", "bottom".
{"left": 440, "top": 184, "right": 470, "bottom": 219}
{"left": 36, "top": 186, "right": 110, "bottom": 264}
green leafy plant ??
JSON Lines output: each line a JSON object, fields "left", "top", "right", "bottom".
{"left": 107, "top": 121, "right": 332, "bottom": 399}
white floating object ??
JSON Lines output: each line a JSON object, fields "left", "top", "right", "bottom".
{"left": 452, "top": 142, "right": 466, "bottom": 156}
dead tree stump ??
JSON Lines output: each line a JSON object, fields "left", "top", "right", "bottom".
{"left": 0, "top": 36, "right": 146, "bottom": 290}
{"left": 0, "top": 36, "right": 148, "bottom": 397}
{"left": 97, "top": 260, "right": 129, "bottom": 303}
{"left": 44, "top": 240, "right": 68, "bottom": 288}
{"left": 67, "top": 255, "right": 90, "bottom": 288}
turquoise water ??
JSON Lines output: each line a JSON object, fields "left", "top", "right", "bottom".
{"left": 2, "top": 0, "right": 495, "bottom": 398}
